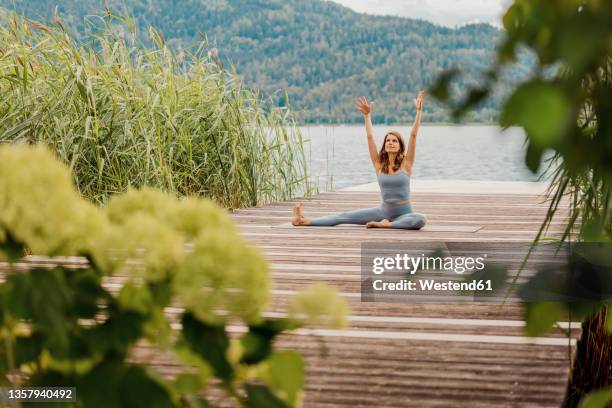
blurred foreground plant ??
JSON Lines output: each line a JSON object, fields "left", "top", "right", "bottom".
{"left": 0, "top": 144, "right": 348, "bottom": 407}
{"left": 430, "top": 0, "right": 611, "bottom": 405}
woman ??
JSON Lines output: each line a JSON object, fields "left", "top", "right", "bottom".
{"left": 292, "top": 91, "right": 427, "bottom": 230}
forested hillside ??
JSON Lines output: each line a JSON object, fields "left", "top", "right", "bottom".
{"left": 0, "top": 0, "right": 531, "bottom": 123}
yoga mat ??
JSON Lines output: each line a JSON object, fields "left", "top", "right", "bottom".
{"left": 273, "top": 222, "right": 482, "bottom": 233}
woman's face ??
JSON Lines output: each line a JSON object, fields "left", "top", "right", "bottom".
{"left": 384, "top": 134, "right": 400, "bottom": 153}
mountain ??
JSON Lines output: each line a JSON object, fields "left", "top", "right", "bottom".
{"left": 0, "top": 0, "right": 530, "bottom": 123}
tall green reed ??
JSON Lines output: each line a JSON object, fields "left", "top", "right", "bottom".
{"left": 0, "top": 11, "right": 314, "bottom": 208}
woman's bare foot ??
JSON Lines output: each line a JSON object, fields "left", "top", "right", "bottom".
{"left": 366, "top": 219, "right": 392, "bottom": 228}
{"left": 292, "top": 203, "right": 310, "bottom": 226}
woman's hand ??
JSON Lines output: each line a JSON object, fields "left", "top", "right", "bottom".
{"left": 359, "top": 96, "right": 379, "bottom": 168}
{"left": 357, "top": 96, "right": 372, "bottom": 116}
{"left": 413, "top": 90, "right": 425, "bottom": 111}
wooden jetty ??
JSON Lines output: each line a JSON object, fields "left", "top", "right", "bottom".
{"left": 229, "top": 179, "right": 577, "bottom": 407}
{"left": 0, "top": 179, "right": 578, "bottom": 407}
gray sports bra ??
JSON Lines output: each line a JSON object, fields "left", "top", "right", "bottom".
{"left": 377, "top": 169, "right": 410, "bottom": 204}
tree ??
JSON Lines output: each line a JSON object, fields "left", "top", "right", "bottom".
{"left": 431, "top": 0, "right": 612, "bottom": 406}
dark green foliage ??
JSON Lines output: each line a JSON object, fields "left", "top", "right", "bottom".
{"left": 244, "top": 383, "right": 290, "bottom": 408}
{"left": 0, "top": 262, "right": 306, "bottom": 407}
{"left": 0, "top": 230, "right": 25, "bottom": 261}
{"left": 85, "top": 310, "right": 146, "bottom": 357}
{"left": 180, "top": 313, "right": 234, "bottom": 382}
{"left": 241, "top": 319, "right": 298, "bottom": 365}
{"left": 431, "top": 0, "right": 612, "bottom": 403}
{"left": 429, "top": 69, "right": 460, "bottom": 102}
{"left": 0, "top": 145, "right": 349, "bottom": 406}
{"left": 9, "top": 334, "right": 45, "bottom": 369}
{"left": 0, "top": 0, "right": 533, "bottom": 123}
{"left": 265, "top": 352, "right": 304, "bottom": 406}
{"left": 77, "top": 360, "right": 173, "bottom": 408}
{"left": 463, "top": 264, "right": 508, "bottom": 299}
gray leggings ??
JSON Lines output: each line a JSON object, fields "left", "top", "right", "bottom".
{"left": 309, "top": 203, "right": 426, "bottom": 230}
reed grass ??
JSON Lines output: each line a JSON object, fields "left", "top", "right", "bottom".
{"left": 0, "top": 11, "right": 314, "bottom": 208}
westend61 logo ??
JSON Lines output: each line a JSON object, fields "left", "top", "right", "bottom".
{"left": 372, "top": 253, "right": 487, "bottom": 275}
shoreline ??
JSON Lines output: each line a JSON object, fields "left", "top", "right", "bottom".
{"left": 298, "top": 122, "right": 500, "bottom": 127}
{"left": 339, "top": 179, "right": 551, "bottom": 195}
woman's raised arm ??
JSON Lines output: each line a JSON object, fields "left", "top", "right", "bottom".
{"left": 403, "top": 90, "right": 424, "bottom": 173}
{"left": 357, "top": 96, "right": 380, "bottom": 171}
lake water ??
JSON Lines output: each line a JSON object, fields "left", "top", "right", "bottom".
{"left": 300, "top": 125, "right": 553, "bottom": 190}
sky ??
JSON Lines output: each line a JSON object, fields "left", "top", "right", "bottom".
{"left": 329, "top": 0, "right": 513, "bottom": 28}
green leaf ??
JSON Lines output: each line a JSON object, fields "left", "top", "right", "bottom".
{"left": 143, "top": 307, "right": 171, "bottom": 346}
{"left": 463, "top": 264, "right": 509, "bottom": 298}
{"left": 241, "top": 331, "right": 274, "bottom": 366}
{"left": 121, "top": 366, "right": 173, "bottom": 408}
{"left": 606, "top": 305, "right": 612, "bottom": 335}
{"left": 578, "top": 387, "right": 612, "bottom": 408}
{"left": 4, "top": 270, "right": 32, "bottom": 318}
{"left": 465, "top": 88, "right": 488, "bottom": 107}
{"left": 84, "top": 310, "right": 145, "bottom": 356}
{"left": 498, "top": 38, "right": 517, "bottom": 63}
{"left": 501, "top": 80, "right": 572, "bottom": 149}
{"left": 0, "top": 110, "right": 45, "bottom": 140}
{"left": 180, "top": 313, "right": 234, "bottom": 382}
{"left": 571, "top": 243, "right": 612, "bottom": 268}
{"left": 566, "top": 303, "right": 603, "bottom": 322}
{"left": 580, "top": 218, "right": 612, "bottom": 243}
{"left": 118, "top": 282, "right": 153, "bottom": 313}
{"left": 77, "top": 360, "right": 123, "bottom": 407}
{"left": 11, "top": 334, "right": 45, "bottom": 368}
{"left": 28, "top": 369, "right": 75, "bottom": 389}
{"left": 524, "top": 302, "right": 566, "bottom": 337}
{"left": 173, "top": 373, "right": 205, "bottom": 394}
{"left": 502, "top": 4, "right": 521, "bottom": 31}
{"left": 557, "top": 16, "right": 608, "bottom": 73}
{"left": 524, "top": 141, "right": 544, "bottom": 173}
{"left": 148, "top": 279, "right": 173, "bottom": 307}
{"left": 177, "top": 396, "right": 212, "bottom": 408}
{"left": 429, "top": 68, "right": 459, "bottom": 103}
{"left": 0, "top": 229, "right": 25, "bottom": 261}
{"left": 68, "top": 268, "right": 106, "bottom": 319}
{"left": 241, "top": 319, "right": 297, "bottom": 365}
{"left": 268, "top": 351, "right": 304, "bottom": 406}
{"left": 78, "top": 361, "right": 172, "bottom": 408}
{"left": 194, "top": 398, "right": 212, "bottom": 408}
{"left": 75, "top": 75, "right": 89, "bottom": 105}
{"left": 29, "top": 268, "right": 72, "bottom": 356}
{"left": 244, "top": 383, "right": 290, "bottom": 408}
{"left": 453, "top": 88, "right": 489, "bottom": 121}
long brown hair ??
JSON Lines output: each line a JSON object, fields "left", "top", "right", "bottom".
{"left": 378, "top": 131, "right": 405, "bottom": 174}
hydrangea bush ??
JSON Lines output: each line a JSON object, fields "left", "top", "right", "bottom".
{"left": 0, "top": 143, "right": 348, "bottom": 407}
